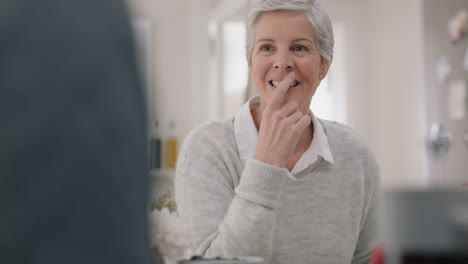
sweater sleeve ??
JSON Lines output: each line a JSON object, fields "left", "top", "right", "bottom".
{"left": 175, "top": 148, "right": 287, "bottom": 263}
{"left": 351, "top": 150, "right": 381, "bottom": 264}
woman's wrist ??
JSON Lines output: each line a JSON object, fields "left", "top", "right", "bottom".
{"left": 253, "top": 152, "right": 285, "bottom": 168}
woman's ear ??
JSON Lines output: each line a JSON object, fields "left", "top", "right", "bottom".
{"left": 320, "top": 54, "right": 333, "bottom": 79}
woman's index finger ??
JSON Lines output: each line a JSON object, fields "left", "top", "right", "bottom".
{"left": 268, "top": 72, "right": 295, "bottom": 109}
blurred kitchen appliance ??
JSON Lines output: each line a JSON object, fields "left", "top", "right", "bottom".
{"left": 383, "top": 189, "right": 468, "bottom": 264}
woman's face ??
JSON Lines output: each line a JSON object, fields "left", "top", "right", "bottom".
{"left": 250, "top": 10, "right": 329, "bottom": 114}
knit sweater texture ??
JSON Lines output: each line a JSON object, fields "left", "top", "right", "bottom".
{"left": 175, "top": 118, "right": 380, "bottom": 264}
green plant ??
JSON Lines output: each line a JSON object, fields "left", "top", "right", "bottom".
{"left": 151, "top": 189, "right": 177, "bottom": 212}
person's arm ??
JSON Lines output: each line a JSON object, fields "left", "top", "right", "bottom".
{"left": 175, "top": 132, "right": 288, "bottom": 263}
{"left": 351, "top": 153, "right": 381, "bottom": 264}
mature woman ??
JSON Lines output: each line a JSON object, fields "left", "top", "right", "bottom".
{"left": 175, "top": 0, "right": 380, "bottom": 263}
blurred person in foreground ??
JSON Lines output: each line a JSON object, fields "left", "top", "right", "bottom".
{"left": 175, "top": 0, "right": 380, "bottom": 263}
{"left": 0, "top": 0, "right": 151, "bottom": 263}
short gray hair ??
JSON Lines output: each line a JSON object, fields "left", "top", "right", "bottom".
{"left": 246, "top": 0, "right": 334, "bottom": 68}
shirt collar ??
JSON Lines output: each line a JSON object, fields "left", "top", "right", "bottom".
{"left": 234, "top": 96, "right": 335, "bottom": 175}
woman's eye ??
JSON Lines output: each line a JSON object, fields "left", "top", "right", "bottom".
{"left": 293, "top": 45, "right": 308, "bottom": 52}
{"left": 260, "top": 45, "right": 273, "bottom": 52}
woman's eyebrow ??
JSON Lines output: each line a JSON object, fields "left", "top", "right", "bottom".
{"left": 256, "top": 38, "right": 275, "bottom": 43}
{"left": 292, "top": 38, "right": 313, "bottom": 43}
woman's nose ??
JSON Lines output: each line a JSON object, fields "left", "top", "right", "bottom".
{"left": 273, "top": 51, "right": 293, "bottom": 70}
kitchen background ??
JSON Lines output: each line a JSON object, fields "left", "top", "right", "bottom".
{"left": 126, "top": 0, "right": 468, "bottom": 197}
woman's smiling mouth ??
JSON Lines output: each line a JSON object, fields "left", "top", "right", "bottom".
{"left": 269, "top": 80, "right": 301, "bottom": 88}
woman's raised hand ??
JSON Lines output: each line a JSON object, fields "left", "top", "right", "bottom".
{"left": 253, "top": 72, "right": 311, "bottom": 168}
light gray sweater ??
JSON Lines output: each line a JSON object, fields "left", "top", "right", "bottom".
{"left": 175, "top": 118, "right": 380, "bottom": 264}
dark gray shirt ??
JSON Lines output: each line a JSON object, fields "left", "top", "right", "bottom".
{"left": 0, "top": 0, "right": 151, "bottom": 263}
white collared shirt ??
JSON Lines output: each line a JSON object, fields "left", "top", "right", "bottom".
{"left": 234, "top": 96, "right": 335, "bottom": 180}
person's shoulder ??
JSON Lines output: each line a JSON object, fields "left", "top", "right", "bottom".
{"left": 320, "top": 119, "right": 365, "bottom": 143}
{"left": 320, "top": 119, "right": 375, "bottom": 159}
{"left": 320, "top": 119, "right": 380, "bottom": 184}
{"left": 178, "top": 118, "right": 235, "bottom": 162}
{"left": 183, "top": 118, "right": 233, "bottom": 147}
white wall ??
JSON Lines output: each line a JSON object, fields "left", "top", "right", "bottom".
{"left": 365, "top": 0, "right": 428, "bottom": 188}
{"left": 187, "top": 0, "right": 213, "bottom": 129}
{"left": 128, "top": 0, "right": 211, "bottom": 140}
{"left": 318, "top": 0, "right": 370, "bottom": 137}
{"left": 320, "top": 0, "right": 428, "bottom": 189}
{"left": 128, "top": 0, "right": 213, "bottom": 196}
